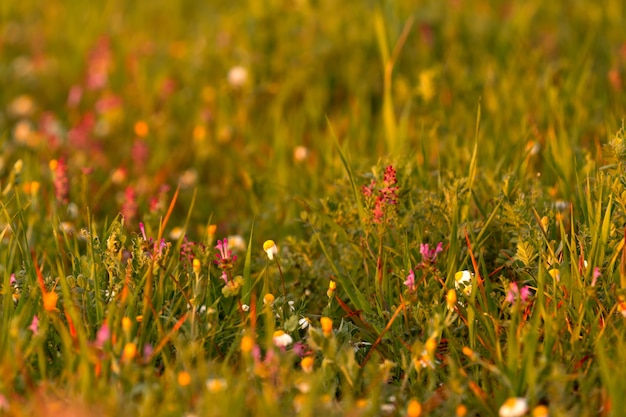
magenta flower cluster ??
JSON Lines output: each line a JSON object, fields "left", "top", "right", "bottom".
{"left": 362, "top": 165, "right": 399, "bottom": 224}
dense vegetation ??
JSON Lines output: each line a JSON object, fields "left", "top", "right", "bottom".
{"left": 2, "top": 1, "right": 626, "bottom": 415}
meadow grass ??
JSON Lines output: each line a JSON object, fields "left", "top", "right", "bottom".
{"left": 1, "top": 0, "right": 626, "bottom": 416}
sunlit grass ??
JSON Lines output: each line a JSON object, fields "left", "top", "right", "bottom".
{"left": 1, "top": 0, "right": 626, "bottom": 415}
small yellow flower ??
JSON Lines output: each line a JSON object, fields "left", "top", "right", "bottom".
{"left": 122, "top": 317, "right": 132, "bottom": 334}
{"left": 263, "top": 240, "right": 278, "bottom": 260}
{"left": 301, "top": 356, "right": 314, "bottom": 373}
{"left": 272, "top": 330, "right": 293, "bottom": 348}
{"left": 446, "top": 288, "right": 457, "bottom": 309}
{"left": 14, "top": 159, "right": 23, "bottom": 174}
{"left": 193, "top": 125, "right": 206, "bottom": 142}
{"left": 327, "top": 280, "right": 337, "bottom": 298}
{"left": 320, "top": 317, "right": 333, "bottom": 337}
{"left": 548, "top": 268, "right": 560, "bottom": 282}
{"left": 407, "top": 398, "right": 422, "bottom": 417}
{"left": 134, "top": 121, "right": 149, "bottom": 137}
{"left": 193, "top": 258, "right": 201, "bottom": 276}
{"left": 177, "top": 371, "right": 191, "bottom": 386}
{"left": 241, "top": 335, "right": 255, "bottom": 353}
{"left": 532, "top": 405, "right": 549, "bottom": 417}
{"left": 206, "top": 378, "right": 227, "bottom": 393}
{"left": 462, "top": 346, "right": 474, "bottom": 358}
{"left": 617, "top": 300, "right": 626, "bottom": 318}
{"left": 456, "top": 404, "right": 468, "bottom": 417}
{"left": 122, "top": 342, "right": 137, "bottom": 363}
{"left": 263, "top": 293, "right": 275, "bottom": 305}
{"left": 499, "top": 397, "right": 528, "bottom": 417}
{"left": 49, "top": 159, "right": 58, "bottom": 171}
{"left": 425, "top": 337, "right": 437, "bottom": 355}
{"left": 42, "top": 291, "right": 59, "bottom": 312}
{"left": 455, "top": 270, "right": 473, "bottom": 296}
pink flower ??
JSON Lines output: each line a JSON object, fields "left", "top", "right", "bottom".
{"left": 94, "top": 322, "right": 110, "bottom": 349}
{"left": 506, "top": 282, "right": 530, "bottom": 304}
{"left": 420, "top": 242, "right": 443, "bottom": 264}
{"left": 591, "top": 267, "right": 601, "bottom": 287}
{"left": 29, "top": 315, "right": 39, "bottom": 335}
{"left": 404, "top": 270, "right": 416, "bottom": 292}
{"left": 215, "top": 238, "right": 237, "bottom": 270}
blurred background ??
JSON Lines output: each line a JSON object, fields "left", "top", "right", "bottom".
{"left": 1, "top": 0, "right": 625, "bottom": 237}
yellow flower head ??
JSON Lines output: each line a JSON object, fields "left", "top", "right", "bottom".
{"left": 499, "top": 397, "right": 528, "bottom": 417}
{"left": 134, "top": 121, "right": 149, "bottom": 137}
{"left": 122, "top": 317, "right": 132, "bottom": 334}
{"left": 263, "top": 293, "right": 275, "bottom": 305}
{"left": 42, "top": 291, "right": 59, "bottom": 312}
{"left": 122, "top": 342, "right": 137, "bottom": 363}
{"left": 532, "top": 405, "right": 549, "bottom": 417}
{"left": 320, "top": 316, "right": 333, "bottom": 337}
{"left": 407, "top": 398, "right": 422, "bottom": 417}
{"left": 456, "top": 404, "right": 468, "bottom": 417}
{"left": 446, "top": 288, "right": 457, "bottom": 309}
{"left": 425, "top": 337, "right": 437, "bottom": 355}
{"left": 462, "top": 346, "right": 474, "bottom": 358}
{"left": 263, "top": 240, "right": 278, "bottom": 260}
{"left": 455, "top": 270, "right": 473, "bottom": 296}
{"left": 193, "top": 258, "right": 201, "bottom": 276}
{"left": 240, "top": 335, "right": 255, "bottom": 354}
{"left": 177, "top": 371, "right": 191, "bottom": 386}
{"left": 301, "top": 356, "right": 314, "bottom": 373}
{"left": 272, "top": 330, "right": 293, "bottom": 348}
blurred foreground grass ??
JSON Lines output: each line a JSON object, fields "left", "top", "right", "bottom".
{"left": 2, "top": 0, "right": 626, "bottom": 416}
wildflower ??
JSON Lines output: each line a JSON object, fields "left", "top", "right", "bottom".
{"left": 272, "top": 330, "right": 293, "bottom": 348}
{"left": 327, "top": 280, "right": 337, "bottom": 298}
{"left": 548, "top": 268, "right": 560, "bottom": 282}
{"left": 506, "top": 282, "right": 531, "bottom": 304}
{"left": 462, "top": 346, "right": 475, "bottom": 359}
{"left": 227, "top": 66, "right": 248, "bottom": 88}
{"left": 263, "top": 293, "right": 275, "bottom": 305}
{"left": 456, "top": 404, "right": 468, "bottom": 416}
{"left": 42, "top": 291, "right": 59, "bottom": 312}
{"left": 178, "top": 371, "right": 192, "bottom": 387}
{"left": 221, "top": 275, "right": 243, "bottom": 297}
{"left": 206, "top": 378, "right": 228, "bottom": 393}
{"left": 50, "top": 158, "right": 69, "bottom": 204}
{"left": 499, "top": 397, "right": 528, "bottom": 417}
{"left": 532, "top": 405, "right": 549, "bottom": 417}
{"left": 122, "top": 342, "right": 137, "bottom": 363}
{"left": 446, "top": 288, "right": 457, "bottom": 310}
{"left": 404, "top": 270, "right": 416, "bottom": 292}
{"left": 122, "top": 317, "right": 132, "bottom": 335}
{"left": 591, "top": 267, "right": 601, "bottom": 287}
{"left": 241, "top": 335, "right": 255, "bottom": 354}
{"left": 241, "top": 304, "right": 250, "bottom": 312}
{"left": 94, "top": 321, "right": 110, "bottom": 349}
{"left": 301, "top": 356, "right": 314, "bottom": 373}
{"left": 617, "top": 299, "right": 626, "bottom": 318}
{"left": 215, "top": 238, "right": 237, "bottom": 270}
{"left": 192, "top": 258, "right": 201, "bottom": 277}
{"left": 298, "top": 317, "right": 310, "bottom": 329}
{"left": 425, "top": 337, "right": 437, "bottom": 355}
{"left": 134, "top": 121, "right": 149, "bottom": 138}
{"left": 293, "top": 146, "right": 309, "bottom": 162}
{"left": 407, "top": 398, "right": 422, "bottom": 417}
{"left": 320, "top": 317, "right": 333, "bottom": 337}
{"left": 455, "top": 270, "right": 473, "bottom": 296}
{"left": 420, "top": 242, "right": 443, "bottom": 264}
{"left": 227, "top": 235, "right": 246, "bottom": 252}
{"left": 263, "top": 240, "right": 278, "bottom": 260}
{"left": 29, "top": 315, "right": 39, "bottom": 335}
{"left": 293, "top": 341, "right": 311, "bottom": 357}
